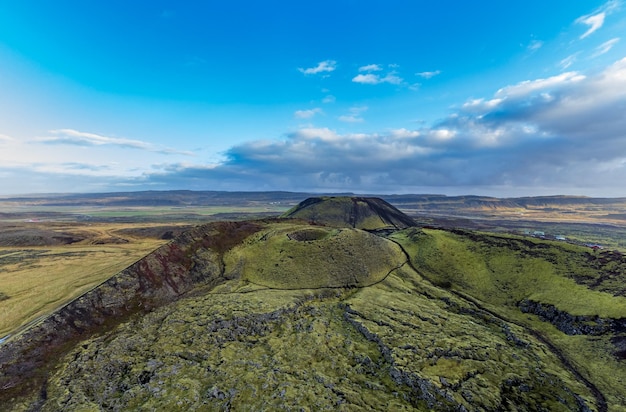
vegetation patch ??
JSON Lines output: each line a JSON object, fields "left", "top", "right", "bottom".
{"left": 576, "top": 249, "right": 626, "bottom": 296}
{"left": 7, "top": 269, "right": 600, "bottom": 411}
{"left": 389, "top": 226, "right": 626, "bottom": 409}
{"left": 391, "top": 228, "right": 626, "bottom": 318}
{"left": 0, "top": 228, "right": 84, "bottom": 247}
{"left": 344, "top": 268, "right": 594, "bottom": 410}
{"left": 519, "top": 299, "right": 626, "bottom": 336}
{"left": 224, "top": 224, "right": 406, "bottom": 289}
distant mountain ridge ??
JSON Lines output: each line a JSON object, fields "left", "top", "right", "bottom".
{"left": 3, "top": 190, "right": 624, "bottom": 210}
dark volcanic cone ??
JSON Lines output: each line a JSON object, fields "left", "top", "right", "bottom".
{"left": 281, "top": 196, "right": 417, "bottom": 230}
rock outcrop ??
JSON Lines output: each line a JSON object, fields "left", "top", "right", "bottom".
{"left": 519, "top": 299, "right": 626, "bottom": 336}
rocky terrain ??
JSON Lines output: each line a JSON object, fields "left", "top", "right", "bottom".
{"left": 1, "top": 197, "right": 624, "bottom": 411}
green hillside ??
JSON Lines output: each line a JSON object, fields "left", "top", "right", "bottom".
{"left": 1, "top": 208, "right": 625, "bottom": 410}
{"left": 223, "top": 223, "right": 406, "bottom": 289}
{"left": 391, "top": 227, "right": 626, "bottom": 410}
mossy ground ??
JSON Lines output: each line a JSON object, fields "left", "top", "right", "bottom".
{"left": 224, "top": 224, "right": 406, "bottom": 289}
{"left": 36, "top": 289, "right": 411, "bottom": 411}
{"left": 391, "top": 227, "right": 626, "bottom": 410}
{"left": 391, "top": 228, "right": 626, "bottom": 317}
{"left": 4, "top": 221, "right": 624, "bottom": 411}
{"left": 12, "top": 248, "right": 598, "bottom": 411}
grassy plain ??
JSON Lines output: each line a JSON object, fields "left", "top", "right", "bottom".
{"left": 406, "top": 203, "right": 626, "bottom": 251}
{"left": 0, "top": 222, "right": 177, "bottom": 339}
{"left": 0, "top": 201, "right": 290, "bottom": 339}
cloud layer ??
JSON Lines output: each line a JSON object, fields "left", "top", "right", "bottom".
{"left": 2, "top": 56, "right": 625, "bottom": 196}
{"left": 38, "top": 129, "right": 194, "bottom": 156}
{"left": 139, "top": 57, "right": 626, "bottom": 195}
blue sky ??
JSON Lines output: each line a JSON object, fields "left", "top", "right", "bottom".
{"left": 1, "top": 1, "right": 626, "bottom": 196}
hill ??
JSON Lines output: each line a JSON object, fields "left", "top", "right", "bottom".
{"left": 224, "top": 223, "right": 406, "bottom": 289}
{"left": 281, "top": 196, "right": 417, "bottom": 229}
{"left": 1, "top": 199, "right": 625, "bottom": 410}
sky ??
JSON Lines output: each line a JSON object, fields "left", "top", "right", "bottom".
{"left": 1, "top": 1, "right": 626, "bottom": 197}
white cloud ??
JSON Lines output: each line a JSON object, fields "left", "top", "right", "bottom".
{"left": 408, "top": 83, "right": 421, "bottom": 92}
{"left": 381, "top": 73, "right": 403, "bottom": 84}
{"left": 294, "top": 108, "right": 322, "bottom": 119}
{"left": 389, "top": 129, "right": 420, "bottom": 139}
{"left": 429, "top": 129, "right": 456, "bottom": 141}
{"left": 592, "top": 37, "right": 620, "bottom": 57}
{"left": 292, "top": 127, "right": 340, "bottom": 142}
{"left": 495, "top": 72, "right": 585, "bottom": 98}
{"left": 576, "top": 0, "right": 621, "bottom": 39}
{"left": 298, "top": 60, "right": 337, "bottom": 75}
{"left": 577, "top": 13, "right": 606, "bottom": 39}
{"left": 559, "top": 54, "right": 579, "bottom": 70}
{"left": 322, "top": 95, "right": 336, "bottom": 104}
{"left": 8, "top": 57, "right": 626, "bottom": 196}
{"left": 37, "top": 129, "right": 194, "bottom": 156}
{"left": 0, "top": 134, "right": 14, "bottom": 142}
{"left": 339, "top": 106, "right": 368, "bottom": 123}
{"left": 352, "top": 72, "right": 403, "bottom": 85}
{"left": 140, "top": 56, "right": 626, "bottom": 195}
{"left": 415, "top": 70, "right": 441, "bottom": 79}
{"left": 40, "top": 129, "right": 151, "bottom": 149}
{"left": 338, "top": 115, "right": 364, "bottom": 123}
{"left": 527, "top": 40, "right": 543, "bottom": 51}
{"left": 462, "top": 98, "right": 503, "bottom": 112}
{"left": 359, "top": 64, "right": 383, "bottom": 72}
{"left": 352, "top": 73, "right": 379, "bottom": 84}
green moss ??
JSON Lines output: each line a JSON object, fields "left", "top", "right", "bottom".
{"left": 40, "top": 289, "right": 421, "bottom": 410}
{"left": 224, "top": 224, "right": 406, "bottom": 289}
{"left": 391, "top": 228, "right": 626, "bottom": 318}
{"left": 390, "top": 227, "right": 626, "bottom": 410}
{"left": 344, "top": 267, "right": 594, "bottom": 410}
{"left": 5, "top": 221, "right": 625, "bottom": 410}
{"left": 28, "top": 272, "right": 598, "bottom": 411}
